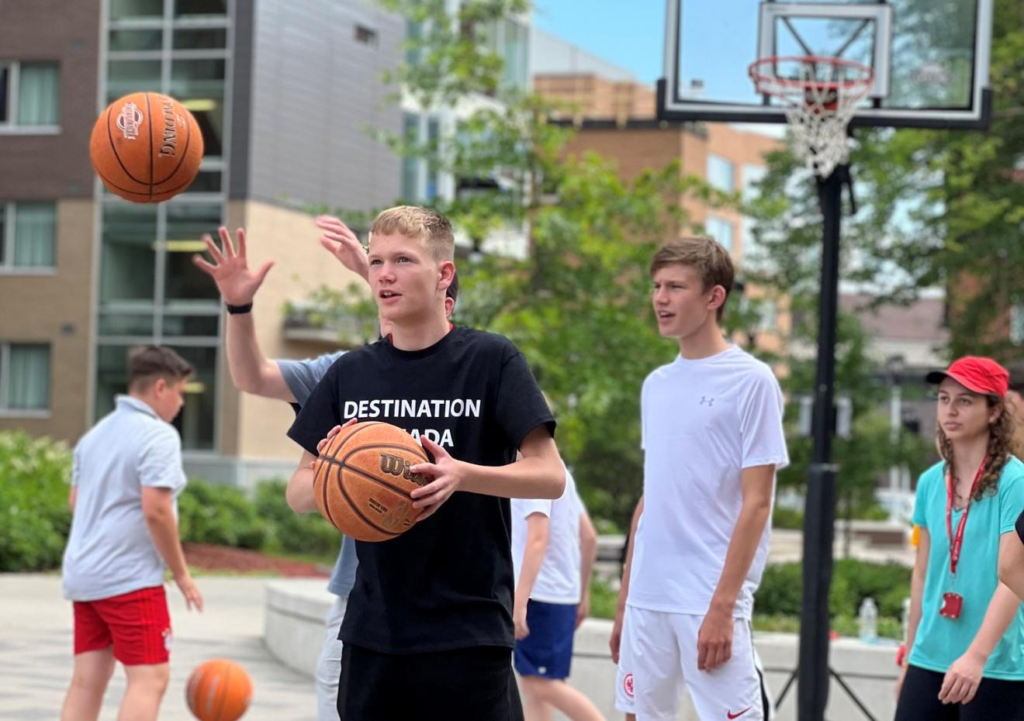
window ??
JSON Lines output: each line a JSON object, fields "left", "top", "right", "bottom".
{"left": 0, "top": 201, "right": 56, "bottom": 270}
{"left": 99, "top": 204, "right": 157, "bottom": 305}
{"left": 355, "top": 25, "right": 379, "bottom": 47}
{"left": 1011, "top": 304, "right": 1024, "bottom": 345}
{"left": 705, "top": 215, "right": 735, "bottom": 253}
{"left": 401, "top": 113, "right": 421, "bottom": 201}
{"left": 0, "top": 343, "right": 51, "bottom": 412}
{"left": 171, "top": 60, "right": 226, "bottom": 157}
{"left": 0, "top": 62, "right": 60, "bottom": 128}
{"left": 164, "top": 204, "right": 222, "bottom": 308}
{"left": 174, "top": 0, "right": 227, "bottom": 18}
{"left": 707, "top": 154, "right": 735, "bottom": 193}
{"left": 759, "top": 300, "right": 778, "bottom": 331}
{"left": 742, "top": 164, "right": 767, "bottom": 203}
{"left": 107, "top": 60, "right": 162, "bottom": 103}
{"left": 110, "top": 0, "right": 164, "bottom": 20}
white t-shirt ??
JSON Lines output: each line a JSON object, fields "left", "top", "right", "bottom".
{"left": 512, "top": 467, "right": 584, "bottom": 605}
{"left": 62, "top": 395, "right": 188, "bottom": 602}
{"left": 628, "top": 345, "right": 788, "bottom": 619}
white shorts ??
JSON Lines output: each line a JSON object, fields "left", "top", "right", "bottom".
{"left": 614, "top": 606, "right": 772, "bottom": 721}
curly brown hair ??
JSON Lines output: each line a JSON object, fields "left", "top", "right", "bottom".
{"left": 937, "top": 395, "right": 1024, "bottom": 501}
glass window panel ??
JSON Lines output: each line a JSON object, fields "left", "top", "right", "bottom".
{"left": 742, "top": 164, "right": 767, "bottom": 202}
{"left": 18, "top": 63, "right": 60, "bottom": 126}
{"left": 401, "top": 113, "right": 420, "bottom": 201}
{"left": 13, "top": 201, "right": 56, "bottom": 267}
{"left": 167, "top": 345, "right": 217, "bottom": 451}
{"left": 405, "top": 20, "right": 422, "bottom": 67}
{"left": 181, "top": 169, "right": 220, "bottom": 194}
{"left": 111, "top": 0, "right": 164, "bottom": 20}
{"left": 94, "top": 344, "right": 131, "bottom": 420}
{"left": 0, "top": 205, "right": 6, "bottom": 263}
{"left": 173, "top": 28, "right": 227, "bottom": 50}
{"left": 7, "top": 344, "right": 50, "bottom": 410}
{"left": 107, "top": 60, "right": 162, "bottom": 102}
{"left": 706, "top": 216, "right": 734, "bottom": 252}
{"left": 426, "top": 117, "right": 440, "bottom": 201}
{"left": 172, "top": 61, "right": 225, "bottom": 157}
{"left": 98, "top": 313, "right": 155, "bottom": 336}
{"left": 162, "top": 314, "right": 219, "bottom": 337}
{"left": 707, "top": 155, "right": 735, "bottom": 193}
{"left": 110, "top": 29, "right": 164, "bottom": 52}
{"left": 0, "top": 65, "right": 9, "bottom": 123}
{"left": 174, "top": 0, "right": 227, "bottom": 18}
{"left": 100, "top": 204, "right": 157, "bottom": 304}
{"left": 164, "top": 204, "right": 220, "bottom": 305}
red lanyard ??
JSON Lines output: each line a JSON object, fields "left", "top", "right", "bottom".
{"left": 945, "top": 457, "right": 987, "bottom": 577}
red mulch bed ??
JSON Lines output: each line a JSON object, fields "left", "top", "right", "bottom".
{"left": 184, "top": 543, "right": 330, "bottom": 578}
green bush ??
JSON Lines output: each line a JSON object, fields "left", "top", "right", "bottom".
{"left": 254, "top": 480, "right": 341, "bottom": 557}
{"left": 0, "top": 432, "right": 73, "bottom": 571}
{"left": 772, "top": 506, "right": 804, "bottom": 530}
{"left": 178, "top": 480, "right": 267, "bottom": 550}
{"left": 756, "top": 559, "right": 911, "bottom": 634}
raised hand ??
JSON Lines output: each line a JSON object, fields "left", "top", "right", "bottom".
{"left": 316, "top": 215, "right": 369, "bottom": 282}
{"left": 192, "top": 227, "right": 274, "bottom": 306}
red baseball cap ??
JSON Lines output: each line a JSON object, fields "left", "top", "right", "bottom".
{"left": 926, "top": 356, "right": 1010, "bottom": 397}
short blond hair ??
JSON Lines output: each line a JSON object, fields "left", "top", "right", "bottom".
{"left": 370, "top": 206, "right": 455, "bottom": 262}
{"left": 649, "top": 236, "right": 734, "bottom": 321}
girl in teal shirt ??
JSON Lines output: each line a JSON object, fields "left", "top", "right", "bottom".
{"left": 896, "top": 357, "right": 1024, "bottom": 721}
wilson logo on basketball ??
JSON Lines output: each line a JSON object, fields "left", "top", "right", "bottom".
{"left": 116, "top": 103, "right": 143, "bottom": 140}
{"left": 379, "top": 452, "right": 428, "bottom": 487}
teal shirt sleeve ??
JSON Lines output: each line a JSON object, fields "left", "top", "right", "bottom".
{"left": 998, "top": 459, "right": 1024, "bottom": 535}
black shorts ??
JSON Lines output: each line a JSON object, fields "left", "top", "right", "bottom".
{"left": 895, "top": 664, "right": 1024, "bottom": 721}
{"left": 337, "top": 644, "right": 524, "bottom": 721}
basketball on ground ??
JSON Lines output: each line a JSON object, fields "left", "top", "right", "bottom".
{"left": 313, "top": 422, "right": 431, "bottom": 542}
{"left": 89, "top": 92, "right": 204, "bottom": 203}
{"left": 185, "top": 659, "right": 252, "bottom": 721}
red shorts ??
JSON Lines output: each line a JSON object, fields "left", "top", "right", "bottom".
{"left": 73, "top": 586, "right": 172, "bottom": 666}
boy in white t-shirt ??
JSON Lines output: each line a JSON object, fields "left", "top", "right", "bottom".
{"left": 611, "top": 237, "right": 788, "bottom": 721}
{"left": 513, "top": 465, "right": 605, "bottom": 721}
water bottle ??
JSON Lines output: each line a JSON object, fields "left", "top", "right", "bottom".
{"left": 859, "top": 597, "right": 878, "bottom": 644}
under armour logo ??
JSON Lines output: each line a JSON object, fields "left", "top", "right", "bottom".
{"left": 700, "top": 396, "right": 715, "bottom": 407}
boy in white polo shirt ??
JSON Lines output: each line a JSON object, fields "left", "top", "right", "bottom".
{"left": 612, "top": 237, "right": 788, "bottom": 721}
{"left": 512, "top": 463, "right": 604, "bottom": 721}
{"left": 61, "top": 345, "right": 203, "bottom": 721}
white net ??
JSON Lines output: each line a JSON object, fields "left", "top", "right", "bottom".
{"left": 750, "top": 58, "right": 873, "bottom": 178}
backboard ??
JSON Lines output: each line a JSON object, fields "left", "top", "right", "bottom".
{"left": 658, "top": 0, "right": 993, "bottom": 129}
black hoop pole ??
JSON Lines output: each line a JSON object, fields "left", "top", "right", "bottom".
{"left": 797, "top": 161, "right": 846, "bottom": 721}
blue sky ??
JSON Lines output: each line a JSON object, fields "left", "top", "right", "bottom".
{"left": 532, "top": 0, "right": 667, "bottom": 85}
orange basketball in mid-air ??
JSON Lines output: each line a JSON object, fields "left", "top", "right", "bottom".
{"left": 313, "top": 422, "right": 432, "bottom": 542}
{"left": 186, "top": 659, "right": 252, "bottom": 721}
{"left": 90, "top": 92, "right": 203, "bottom": 203}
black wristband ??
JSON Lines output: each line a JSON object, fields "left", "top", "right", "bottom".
{"left": 225, "top": 302, "right": 253, "bottom": 315}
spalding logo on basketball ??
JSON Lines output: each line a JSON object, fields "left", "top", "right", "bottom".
{"left": 313, "top": 422, "right": 433, "bottom": 542}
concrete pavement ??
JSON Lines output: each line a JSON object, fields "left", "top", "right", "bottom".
{"left": 0, "top": 574, "right": 322, "bottom": 721}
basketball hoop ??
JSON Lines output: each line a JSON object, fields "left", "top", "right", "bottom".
{"left": 749, "top": 56, "right": 873, "bottom": 178}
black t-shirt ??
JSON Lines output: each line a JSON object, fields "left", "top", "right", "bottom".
{"left": 288, "top": 326, "right": 555, "bottom": 654}
{"left": 1017, "top": 509, "right": 1024, "bottom": 547}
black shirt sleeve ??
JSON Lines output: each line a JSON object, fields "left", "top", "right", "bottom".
{"left": 1017, "top": 508, "right": 1024, "bottom": 548}
{"left": 287, "top": 364, "right": 342, "bottom": 456}
{"left": 494, "top": 342, "right": 556, "bottom": 448}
